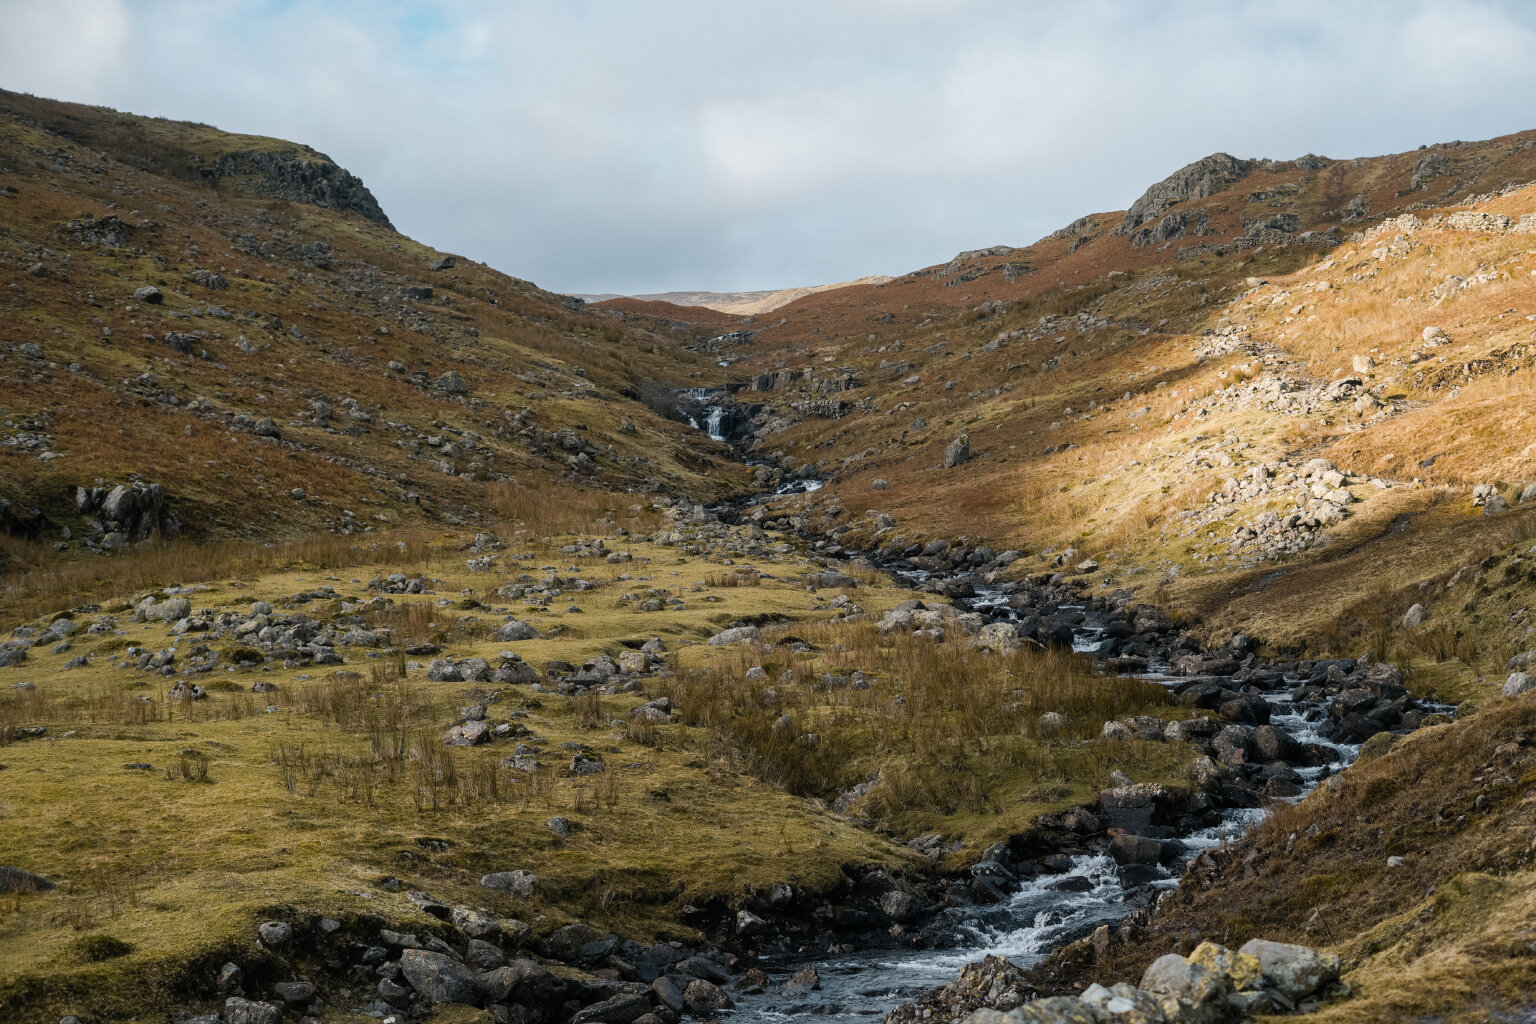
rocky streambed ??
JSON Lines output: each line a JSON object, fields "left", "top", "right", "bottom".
{"left": 691, "top": 496, "right": 1449, "bottom": 1022}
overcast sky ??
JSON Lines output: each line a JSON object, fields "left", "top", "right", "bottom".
{"left": 5, "top": 1, "right": 1536, "bottom": 294}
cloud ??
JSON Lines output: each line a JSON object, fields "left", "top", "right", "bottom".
{"left": 4, "top": 0, "right": 1536, "bottom": 294}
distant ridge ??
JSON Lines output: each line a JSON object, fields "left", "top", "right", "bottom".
{"left": 578, "top": 275, "right": 893, "bottom": 315}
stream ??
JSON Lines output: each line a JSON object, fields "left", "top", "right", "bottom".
{"left": 679, "top": 395, "right": 1429, "bottom": 1022}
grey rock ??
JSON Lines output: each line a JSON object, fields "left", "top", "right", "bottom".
{"left": 707, "top": 625, "right": 763, "bottom": 646}
{"left": 399, "top": 948, "right": 482, "bottom": 1005}
{"left": 682, "top": 978, "right": 730, "bottom": 1014}
{"left": 0, "top": 865, "right": 55, "bottom": 893}
{"left": 133, "top": 285, "right": 164, "bottom": 304}
{"left": 436, "top": 370, "right": 469, "bottom": 395}
{"left": 494, "top": 620, "right": 538, "bottom": 642}
{"left": 223, "top": 997, "right": 282, "bottom": 1024}
{"left": 481, "top": 869, "right": 538, "bottom": 896}
{"left": 943, "top": 433, "right": 971, "bottom": 469}
{"left": 1237, "top": 939, "right": 1341, "bottom": 1001}
{"left": 1505, "top": 672, "right": 1535, "bottom": 697}
{"left": 257, "top": 920, "right": 293, "bottom": 949}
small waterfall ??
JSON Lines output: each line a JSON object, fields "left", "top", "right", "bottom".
{"left": 704, "top": 406, "right": 726, "bottom": 442}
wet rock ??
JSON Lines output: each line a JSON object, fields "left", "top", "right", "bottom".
{"left": 223, "top": 997, "right": 281, "bottom": 1024}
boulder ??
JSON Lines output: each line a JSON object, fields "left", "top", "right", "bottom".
{"left": 570, "top": 992, "right": 652, "bottom": 1023}
{"left": 0, "top": 866, "right": 55, "bottom": 893}
{"left": 481, "top": 870, "right": 538, "bottom": 896}
{"left": 944, "top": 434, "right": 971, "bottom": 469}
{"left": 682, "top": 979, "right": 730, "bottom": 1014}
{"left": 1401, "top": 603, "right": 1426, "bottom": 628}
{"left": 399, "top": 948, "right": 483, "bottom": 1005}
{"left": 1139, "top": 953, "right": 1228, "bottom": 1022}
{"left": 1237, "top": 939, "right": 1341, "bottom": 1001}
{"left": 1504, "top": 672, "right": 1534, "bottom": 697}
{"left": 223, "top": 997, "right": 281, "bottom": 1024}
{"left": 707, "top": 625, "right": 763, "bottom": 646}
{"left": 494, "top": 620, "right": 538, "bottom": 642}
{"left": 444, "top": 721, "right": 491, "bottom": 746}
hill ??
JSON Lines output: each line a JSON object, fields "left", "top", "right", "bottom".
{"left": 0, "top": 87, "right": 749, "bottom": 616}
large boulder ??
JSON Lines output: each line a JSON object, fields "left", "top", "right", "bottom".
{"left": 1139, "top": 953, "right": 1228, "bottom": 1022}
{"left": 1236, "top": 939, "right": 1341, "bottom": 1001}
{"left": 944, "top": 433, "right": 971, "bottom": 469}
{"left": 399, "top": 949, "right": 483, "bottom": 1005}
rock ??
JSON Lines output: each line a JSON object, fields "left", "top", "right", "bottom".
{"left": 481, "top": 870, "right": 538, "bottom": 896}
{"left": 1109, "top": 834, "right": 1163, "bottom": 866}
{"left": 1237, "top": 939, "right": 1341, "bottom": 1001}
{"left": 1352, "top": 354, "right": 1375, "bottom": 373}
{"left": 1101, "top": 720, "right": 1133, "bottom": 742}
{"left": 399, "top": 948, "right": 483, "bottom": 1005}
{"left": 494, "top": 619, "right": 538, "bottom": 642}
{"left": 444, "top": 720, "right": 491, "bottom": 746}
{"left": 879, "top": 889, "right": 923, "bottom": 922}
{"left": 571, "top": 991, "right": 652, "bottom": 1023}
{"left": 133, "top": 285, "right": 163, "bottom": 304}
{"left": 871, "top": 478, "right": 888, "bottom": 490}
{"left": 0, "top": 865, "right": 56, "bottom": 893}
{"left": 1503, "top": 672, "right": 1534, "bottom": 697}
{"left": 1187, "top": 941, "right": 1261, "bottom": 991}
{"left": 257, "top": 920, "right": 293, "bottom": 949}
{"left": 944, "top": 433, "right": 971, "bottom": 469}
{"left": 436, "top": 370, "right": 469, "bottom": 395}
{"left": 682, "top": 978, "right": 730, "bottom": 1014}
{"left": 273, "top": 980, "right": 317, "bottom": 1003}
{"left": 707, "top": 625, "right": 763, "bottom": 646}
{"left": 782, "top": 965, "right": 821, "bottom": 997}
{"left": 736, "top": 908, "right": 767, "bottom": 934}
{"left": 1037, "top": 711, "right": 1066, "bottom": 737}
{"left": 466, "top": 937, "right": 508, "bottom": 970}
{"left": 1402, "top": 603, "right": 1426, "bottom": 628}
{"left": 1485, "top": 491, "right": 1508, "bottom": 515}
{"left": 223, "top": 997, "right": 282, "bottom": 1024}
{"left": 451, "top": 906, "right": 500, "bottom": 938}
{"left": 1139, "top": 953, "right": 1227, "bottom": 1021}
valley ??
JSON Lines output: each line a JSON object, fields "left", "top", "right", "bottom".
{"left": 5, "top": 86, "right": 1536, "bottom": 1024}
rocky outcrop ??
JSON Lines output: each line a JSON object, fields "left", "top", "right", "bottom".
{"left": 208, "top": 149, "right": 392, "bottom": 229}
{"left": 1116, "top": 153, "right": 1252, "bottom": 235}
{"left": 74, "top": 481, "right": 181, "bottom": 549}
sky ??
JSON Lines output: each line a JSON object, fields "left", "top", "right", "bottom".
{"left": 4, "top": 1, "right": 1536, "bottom": 295}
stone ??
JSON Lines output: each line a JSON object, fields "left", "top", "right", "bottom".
{"left": 223, "top": 997, "right": 281, "bottom": 1024}
{"left": 1237, "top": 939, "right": 1341, "bottom": 1001}
{"left": 444, "top": 720, "right": 491, "bottom": 746}
{"left": 494, "top": 619, "right": 538, "bottom": 642}
{"left": 1503, "top": 672, "right": 1534, "bottom": 697}
{"left": 736, "top": 908, "right": 767, "bottom": 934}
{"left": 570, "top": 992, "right": 652, "bottom": 1023}
{"left": 1139, "top": 954, "right": 1227, "bottom": 1022}
{"left": 1109, "top": 834, "right": 1163, "bottom": 866}
{"left": 1402, "top": 603, "right": 1426, "bottom": 628}
{"left": 944, "top": 433, "right": 971, "bottom": 469}
{"left": 257, "top": 920, "right": 293, "bottom": 949}
{"left": 1187, "top": 941, "right": 1261, "bottom": 991}
{"left": 0, "top": 865, "right": 56, "bottom": 893}
{"left": 782, "top": 964, "right": 820, "bottom": 997}
{"left": 682, "top": 978, "right": 730, "bottom": 1014}
{"left": 482, "top": 869, "right": 538, "bottom": 896}
{"left": 399, "top": 948, "right": 482, "bottom": 1005}
{"left": 707, "top": 625, "right": 763, "bottom": 646}
{"left": 451, "top": 906, "right": 500, "bottom": 938}
{"left": 1352, "top": 354, "right": 1375, "bottom": 373}
{"left": 871, "top": 478, "right": 888, "bottom": 490}
{"left": 1485, "top": 491, "right": 1508, "bottom": 515}
{"left": 436, "top": 370, "right": 469, "bottom": 395}
{"left": 133, "top": 285, "right": 163, "bottom": 304}
{"left": 273, "top": 980, "right": 317, "bottom": 1003}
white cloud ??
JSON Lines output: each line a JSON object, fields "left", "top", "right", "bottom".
{"left": 3, "top": 0, "right": 1535, "bottom": 293}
